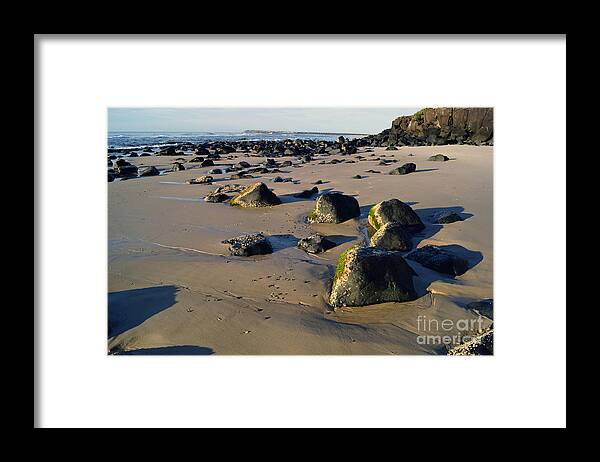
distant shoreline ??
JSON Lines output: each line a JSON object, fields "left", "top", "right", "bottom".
{"left": 108, "top": 130, "right": 371, "bottom": 136}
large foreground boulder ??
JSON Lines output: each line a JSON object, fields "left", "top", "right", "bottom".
{"left": 222, "top": 233, "right": 273, "bottom": 256}
{"left": 389, "top": 163, "right": 416, "bottom": 175}
{"left": 406, "top": 244, "right": 469, "bottom": 276}
{"left": 229, "top": 182, "right": 281, "bottom": 207}
{"left": 307, "top": 192, "right": 360, "bottom": 224}
{"left": 369, "top": 222, "right": 412, "bottom": 251}
{"left": 368, "top": 199, "right": 425, "bottom": 234}
{"left": 329, "top": 246, "right": 418, "bottom": 308}
{"left": 297, "top": 234, "right": 337, "bottom": 254}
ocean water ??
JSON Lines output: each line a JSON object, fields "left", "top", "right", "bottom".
{"left": 108, "top": 131, "right": 365, "bottom": 150}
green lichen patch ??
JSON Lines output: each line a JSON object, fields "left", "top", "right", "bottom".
{"left": 367, "top": 205, "right": 381, "bottom": 230}
{"left": 307, "top": 208, "right": 318, "bottom": 222}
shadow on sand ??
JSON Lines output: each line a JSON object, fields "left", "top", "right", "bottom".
{"left": 108, "top": 285, "right": 179, "bottom": 338}
{"left": 409, "top": 244, "right": 484, "bottom": 296}
{"left": 279, "top": 188, "right": 334, "bottom": 203}
{"left": 115, "top": 345, "right": 214, "bottom": 355}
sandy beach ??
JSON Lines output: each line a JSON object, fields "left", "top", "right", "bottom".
{"left": 108, "top": 144, "right": 493, "bottom": 355}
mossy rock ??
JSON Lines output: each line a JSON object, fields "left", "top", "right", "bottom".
{"left": 367, "top": 199, "right": 424, "bottom": 234}
{"left": 307, "top": 192, "right": 360, "bottom": 224}
{"left": 329, "top": 246, "right": 417, "bottom": 308}
{"left": 229, "top": 182, "right": 281, "bottom": 207}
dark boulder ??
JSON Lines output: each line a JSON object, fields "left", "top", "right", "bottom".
{"left": 138, "top": 166, "right": 160, "bottom": 177}
{"left": 307, "top": 192, "right": 360, "bottom": 224}
{"left": 115, "top": 158, "right": 131, "bottom": 167}
{"left": 222, "top": 233, "right": 273, "bottom": 257}
{"left": 108, "top": 172, "right": 115, "bottom": 182}
{"left": 189, "top": 156, "right": 204, "bottom": 163}
{"left": 229, "top": 182, "right": 281, "bottom": 207}
{"left": 433, "top": 211, "right": 464, "bottom": 224}
{"left": 368, "top": 199, "right": 424, "bottom": 234}
{"left": 406, "top": 245, "right": 469, "bottom": 276}
{"left": 115, "top": 165, "right": 138, "bottom": 177}
{"left": 329, "top": 246, "right": 418, "bottom": 308}
{"left": 389, "top": 163, "right": 416, "bottom": 175}
{"left": 204, "top": 192, "right": 231, "bottom": 203}
{"left": 201, "top": 159, "right": 214, "bottom": 167}
{"left": 237, "top": 161, "right": 251, "bottom": 169}
{"left": 294, "top": 187, "right": 318, "bottom": 199}
{"left": 208, "top": 168, "right": 222, "bottom": 175}
{"left": 428, "top": 154, "right": 449, "bottom": 161}
{"left": 187, "top": 175, "right": 213, "bottom": 184}
{"left": 297, "top": 234, "right": 337, "bottom": 254}
{"left": 369, "top": 222, "right": 412, "bottom": 251}
{"left": 172, "top": 162, "right": 185, "bottom": 171}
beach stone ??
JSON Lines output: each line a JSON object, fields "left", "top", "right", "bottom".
{"left": 281, "top": 160, "right": 293, "bottom": 167}
{"left": 115, "top": 165, "right": 138, "bottom": 177}
{"left": 329, "top": 246, "right": 417, "bottom": 308}
{"left": 389, "top": 163, "right": 416, "bottom": 175}
{"left": 307, "top": 192, "right": 360, "bottom": 224}
{"left": 369, "top": 222, "right": 412, "bottom": 251}
{"left": 352, "top": 174, "right": 363, "bottom": 179}
{"left": 272, "top": 176, "right": 284, "bottom": 183}
{"left": 222, "top": 233, "right": 273, "bottom": 257}
{"left": 190, "top": 156, "right": 204, "bottom": 163}
{"left": 313, "top": 179, "right": 324, "bottom": 185}
{"left": 368, "top": 199, "right": 425, "bottom": 234}
{"left": 385, "top": 145, "right": 398, "bottom": 150}
{"left": 204, "top": 192, "right": 230, "bottom": 203}
{"left": 208, "top": 168, "right": 222, "bottom": 175}
{"left": 297, "top": 234, "right": 337, "bottom": 254}
{"left": 138, "top": 166, "right": 160, "bottom": 177}
{"left": 237, "top": 161, "right": 251, "bottom": 169}
{"left": 115, "top": 158, "right": 131, "bottom": 167}
{"left": 108, "top": 172, "right": 115, "bottom": 182}
{"left": 158, "top": 146, "right": 176, "bottom": 155}
{"left": 466, "top": 299, "right": 494, "bottom": 319}
{"left": 406, "top": 245, "right": 469, "bottom": 276}
{"left": 294, "top": 187, "right": 318, "bottom": 199}
{"left": 434, "top": 211, "right": 464, "bottom": 224}
{"left": 448, "top": 329, "right": 493, "bottom": 356}
{"left": 201, "top": 159, "right": 214, "bottom": 167}
{"left": 187, "top": 175, "right": 213, "bottom": 184}
{"left": 172, "top": 162, "right": 185, "bottom": 171}
{"left": 195, "top": 147, "right": 210, "bottom": 156}
{"left": 428, "top": 154, "right": 450, "bottom": 161}
{"left": 128, "top": 152, "right": 138, "bottom": 157}
{"left": 229, "top": 182, "right": 281, "bottom": 207}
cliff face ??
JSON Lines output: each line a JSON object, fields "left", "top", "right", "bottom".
{"left": 365, "top": 107, "right": 493, "bottom": 146}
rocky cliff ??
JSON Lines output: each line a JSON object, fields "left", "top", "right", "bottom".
{"left": 363, "top": 107, "right": 493, "bottom": 146}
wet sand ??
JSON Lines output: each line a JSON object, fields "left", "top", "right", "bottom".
{"left": 108, "top": 145, "right": 493, "bottom": 354}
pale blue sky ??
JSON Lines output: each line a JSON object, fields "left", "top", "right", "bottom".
{"left": 107, "top": 107, "right": 421, "bottom": 134}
